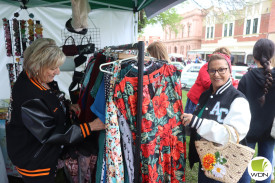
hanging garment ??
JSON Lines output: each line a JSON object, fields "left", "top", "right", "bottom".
{"left": 118, "top": 110, "right": 134, "bottom": 183}
{"left": 114, "top": 64, "right": 186, "bottom": 183}
{"left": 105, "top": 62, "right": 124, "bottom": 182}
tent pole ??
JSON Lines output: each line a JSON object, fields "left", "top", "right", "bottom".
{"left": 134, "top": 12, "right": 138, "bottom": 42}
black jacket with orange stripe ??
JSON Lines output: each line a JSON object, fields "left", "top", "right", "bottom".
{"left": 6, "top": 71, "right": 92, "bottom": 181}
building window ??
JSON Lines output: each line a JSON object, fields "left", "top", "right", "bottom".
{"left": 253, "top": 18, "right": 258, "bottom": 34}
{"left": 210, "top": 26, "right": 214, "bottom": 38}
{"left": 224, "top": 24, "right": 228, "bottom": 37}
{"left": 188, "top": 25, "right": 191, "bottom": 37}
{"left": 223, "top": 22, "right": 234, "bottom": 37}
{"left": 245, "top": 17, "right": 259, "bottom": 35}
{"left": 229, "top": 23, "right": 233, "bottom": 36}
{"left": 246, "top": 19, "right": 251, "bottom": 35}
{"left": 182, "top": 26, "right": 184, "bottom": 38}
{"left": 206, "top": 26, "right": 214, "bottom": 39}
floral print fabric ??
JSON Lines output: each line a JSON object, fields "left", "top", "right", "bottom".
{"left": 105, "top": 62, "right": 124, "bottom": 182}
{"left": 114, "top": 64, "right": 186, "bottom": 183}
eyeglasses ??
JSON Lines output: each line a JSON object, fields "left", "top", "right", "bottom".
{"left": 207, "top": 68, "right": 228, "bottom": 75}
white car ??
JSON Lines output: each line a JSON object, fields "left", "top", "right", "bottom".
{"left": 181, "top": 64, "right": 248, "bottom": 89}
{"left": 181, "top": 63, "right": 204, "bottom": 88}
{"left": 231, "top": 65, "right": 249, "bottom": 81}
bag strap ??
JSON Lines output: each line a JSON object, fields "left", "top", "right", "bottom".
{"left": 80, "top": 36, "right": 89, "bottom": 45}
{"left": 223, "top": 124, "right": 240, "bottom": 144}
{"left": 64, "top": 36, "right": 75, "bottom": 45}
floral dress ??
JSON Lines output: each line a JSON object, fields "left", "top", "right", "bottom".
{"left": 114, "top": 64, "right": 186, "bottom": 183}
{"left": 105, "top": 62, "right": 124, "bottom": 182}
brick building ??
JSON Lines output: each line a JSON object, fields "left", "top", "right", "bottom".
{"left": 162, "top": 9, "right": 204, "bottom": 59}
{"left": 138, "top": 35, "right": 161, "bottom": 50}
{"left": 201, "top": 0, "right": 275, "bottom": 65}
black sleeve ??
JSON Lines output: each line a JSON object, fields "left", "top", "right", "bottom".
{"left": 21, "top": 99, "right": 92, "bottom": 145}
{"left": 237, "top": 76, "right": 246, "bottom": 95}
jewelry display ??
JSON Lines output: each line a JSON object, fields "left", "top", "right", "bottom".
{"left": 2, "top": 18, "right": 13, "bottom": 57}
{"left": 34, "top": 20, "right": 43, "bottom": 39}
{"left": 27, "top": 19, "right": 34, "bottom": 44}
{"left": 3, "top": 6, "right": 43, "bottom": 89}
{"left": 6, "top": 63, "right": 15, "bottom": 89}
{"left": 13, "top": 18, "right": 21, "bottom": 57}
{"left": 20, "top": 20, "right": 27, "bottom": 51}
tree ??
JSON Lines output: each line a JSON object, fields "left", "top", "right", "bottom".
{"left": 138, "top": 8, "right": 182, "bottom": 35}
{"left": 187, "top": 0, "right": 250, "bottom": 21}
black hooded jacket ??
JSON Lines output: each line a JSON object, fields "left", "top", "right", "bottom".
{"left": 238, "top": 67, "right": 275, "bottom": 142}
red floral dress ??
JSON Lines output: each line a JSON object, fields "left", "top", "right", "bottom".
{"left": 114, "top": 64, "right": 186, "bottom": 183}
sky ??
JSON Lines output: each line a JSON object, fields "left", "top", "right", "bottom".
{"left": 142, "top": 0, "right": 205, "bottom": 38}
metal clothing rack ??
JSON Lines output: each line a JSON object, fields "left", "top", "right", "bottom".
{"left": 109, "top": 41, "right": 144, "bottom": 183}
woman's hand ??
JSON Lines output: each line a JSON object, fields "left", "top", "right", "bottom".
{"left": 89, "top": 118, "right": 105, "bottom": 131}
{"left": 70, "top": 104, "right": 81, "bottom": 117}
{"left": 181, "top": 113, "right": 193, "bottom": 126}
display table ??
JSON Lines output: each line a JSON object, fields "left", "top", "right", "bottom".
{"left": 0, "top": 99, "right": 21, "bottom": 177}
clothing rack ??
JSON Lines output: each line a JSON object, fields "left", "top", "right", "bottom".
{"left": 109, "top": 41, "right": 144, "bottom": 183}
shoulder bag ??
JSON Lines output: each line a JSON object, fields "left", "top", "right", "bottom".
{"left": 195, "top": 124, "right": 255, "bottom": 183}
{"left": 77, "top": 36, "right": 95, "bottom": 55}
{"left": 62, "top": 36, "right": 78, "bottom": 56}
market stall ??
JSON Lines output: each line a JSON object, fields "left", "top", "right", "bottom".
{"left": 0, "top": 0, "right": 185, "bottom": 182}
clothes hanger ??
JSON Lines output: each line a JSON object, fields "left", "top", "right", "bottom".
{"left": 99, "top": 56, "right": 138, "bottom": 75}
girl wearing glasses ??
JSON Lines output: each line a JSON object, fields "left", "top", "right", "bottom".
{"left": 181, "top": 48, "right": 251, "bottom": 182}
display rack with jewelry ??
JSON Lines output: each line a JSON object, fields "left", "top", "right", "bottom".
{"left": 2, "top": 4, "right": 43, "bottom": 90}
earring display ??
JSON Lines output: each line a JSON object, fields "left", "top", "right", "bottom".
{"left": 34, "top": 20, "right": 43, "bottom": 39}
{"left": 3, "top": 8, "right": 44, "bottom": 90}
{"left": 20, "top": 20, "right": 27, "bottom": 51}
{"left": 2, "top": 18, "right": 13, "bottom": 57}
{"left": 27, "top": 19, "right": 34, "bottom": 44}
{"left": 6, "top": 63, "right": 15, "bottom": 89}
{"left": 13, "top": 18, "right": 21, "bottom": 57}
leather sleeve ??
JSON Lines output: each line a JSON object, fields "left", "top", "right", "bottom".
{"left": 21, "top": 99, "right": 86, "bottom": 145}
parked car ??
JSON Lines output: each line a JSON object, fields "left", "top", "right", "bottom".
{"left": 231, "top": 65, "right": 249, "bottom": 80}
{"left": 181, "top": 64, "right": 249, "bottom": 89}
{"left": 181, "top": 63, "right": 204, "bottom": 88}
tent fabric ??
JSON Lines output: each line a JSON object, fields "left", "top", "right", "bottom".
{"left": 1, "top": 0, "right": 155, "bottom": 12}
{"left": 144, "top": 0, "right": 186, "bottom": 19}
{"left": 0, "top": 2, "right": 135, "bottom": 99}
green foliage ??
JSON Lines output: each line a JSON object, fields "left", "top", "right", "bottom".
{"left": 138, "top": 8, "right": 182, "bottom": 35}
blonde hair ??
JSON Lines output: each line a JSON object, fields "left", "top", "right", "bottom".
{"left": 147, "top": 41, "right": 170, "bottom": 63}
{"left": 23, "top": 38, "right": 65, "bottom": 78}
{"left": 213, "top": 47, "right": 231, "bottom": 56}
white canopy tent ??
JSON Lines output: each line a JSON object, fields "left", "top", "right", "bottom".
{"left": 0, "top": 1, "right": 136, "bottom": 99}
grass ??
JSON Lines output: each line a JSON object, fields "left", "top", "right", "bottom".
{"left": 181, "top": 90, "right": 275, "bottom": 183}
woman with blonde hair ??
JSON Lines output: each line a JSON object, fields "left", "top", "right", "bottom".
{"left": 147, "top": 41, "right": 170, "bottom": 62}
{"left": 6, "top": 38, "right": 105, "bottom": 183}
